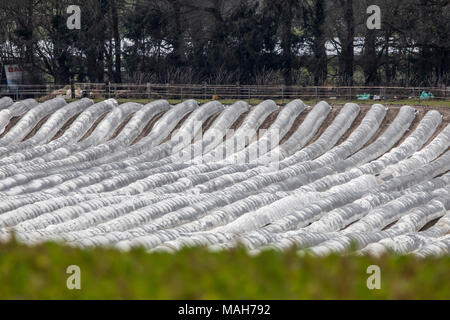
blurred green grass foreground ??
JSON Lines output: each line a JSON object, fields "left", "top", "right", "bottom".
{"left": 0, "top": 240, "right": 449, "bottom": 299}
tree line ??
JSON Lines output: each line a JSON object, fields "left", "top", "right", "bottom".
{"left": 0, "top": 0, "right": 448, "bottom": 86}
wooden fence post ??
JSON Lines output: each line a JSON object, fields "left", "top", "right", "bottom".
{"left": 70, "top": 78, "right": 75, "bottom": 99}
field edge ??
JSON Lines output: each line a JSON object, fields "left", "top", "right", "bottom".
{"left": 0, "top": 240, "right": 449, "bottom": 300}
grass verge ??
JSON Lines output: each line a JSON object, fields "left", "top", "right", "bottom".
{"left": 0, "top": 240, "right": 449, "bottom": 299}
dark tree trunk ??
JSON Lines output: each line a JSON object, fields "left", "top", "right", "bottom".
{"left": 24, "top": 0, "right": 34, "bottom": 64}
{"left": 363, "top": 29, "right": 378, "bottom": 85}
{"left": 311, "top": 0, "right": 327, "bottom": 86}
{"left": 384, "top": 32, "right": 391, "bottom": 84}
{"left": 111, "top": 0, "right": 122, "bottom": 83}
{"left": 280, "top": 0, "right": 294, "bottom": 85}
{"left": 172, "top": 0, "right": 185, "bottom": 67}
{"left": 87, "top": 0, "right": 108, "bottom": 82}
{"left": 418, "top": 46, "right": 432, "bottom": 85}
{"left": 339, "top": 0, "right": 354, "bottom": 85}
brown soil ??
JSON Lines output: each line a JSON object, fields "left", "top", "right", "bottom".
{"left": 160, "top": 111, "right": 194, "bottom": 144}
{"left": 201, "top": 111, "right": 222, "bottom": 136}
{"left": 336, "top": 106, "right": 367, "bottom": 145}
{"left": 51, "top": 112, "right": 82, "bottom": 141}
{"left": 396, "top": 107, "right": 425, "bottom": 146}
{"left": 420, "top": 217, "right": 441, "bottom": 231}
{"left": 108, "top": 112, "right": 135, "bottom": 141}
{"left": 187, "top": 110, "right": 223, "bottom": 144}
{"left": 0, "top": 116, "right": 22, "bottom": 138}
{"left": 306, "top": 105, "right": 341, "bottom": 146}
{"left": 131, "top": 111, "right": 166, "bottom": 145}
{"left": 78, "top": 111, "right": 110, "bottom": 142}
{"left": 411, "top": 106, "right": 450, "bottom": 149}
{"left": 219, "top": 108, "right": 250, "bottom": 143}
{"left": 280, "top": 107, "right": 310, "bottom": 144}
{"left": 358, "top": 106, "right": 398, "bottom": 149}
{"left": 259, "top": 109, "right": 281, "bottom": 131}
{"left": 21, "top": 113, "right": 52, "bottom": 141}
{"left": 229, "top": 110, "right": 250, "bottom": 132}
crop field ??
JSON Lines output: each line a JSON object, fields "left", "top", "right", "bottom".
{"left": 0, "top": 95, "right": 448, "bottom": 259}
